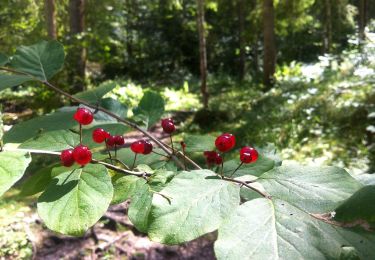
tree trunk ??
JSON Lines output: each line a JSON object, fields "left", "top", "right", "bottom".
{"left": 237, "top": 0, "right": 246, "bottom": 81}
{"left": 358, "top": 0, "right": 367, "bottom": 42}
{"left": 323, "top": 0, "right": 332, "bottom": 53}
{"left": 68, "top": 0, "right": 86, "bottom": 92}
{"left": 44, "top": 0, "right": 57, "bottom": 39}
{"left": 197, "top": 0, "right": 208, "bottom": 109}
{"left": 262, "top": 0, "right": 276, "bottom": 90}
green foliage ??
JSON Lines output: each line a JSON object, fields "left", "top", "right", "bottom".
{"left": 37, "top": 164, "right": 113, "bottom": 236}
{"left": 20, "top": 130, "right": 79, "bottom": 151}
{"left": 133, "top": 90, "right": 165, "bottom": 129}
{"left": 0, "top": 151, "right": 31, "bottom": 196}
{"left": 147, "top": 170, "right": 240, "bottom": 244}
{"left": 215, "top": 198, "right": 375, "bottom": 260}
{"left": 74, "top": 81, "right": 117, "bottom": 104}
{"left": 0, "top": 40, "right": 375, "bottom": 259}
{"left": 259, "top": 165, "right": 362, "bottom": 212}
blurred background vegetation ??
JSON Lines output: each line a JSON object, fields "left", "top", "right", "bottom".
{"left": 1, "top": 0, "right": 375, "bottom": 258}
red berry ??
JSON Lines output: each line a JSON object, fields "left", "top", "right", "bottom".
{"left": 106, "top": 135, "right": 117, "bottom": 147}
{"left": 73, "top": 107, "right": 94, "bottom": 125}
{"left": 92, "top": 128, "right": 110, "bottom": 143}
{"left": 161, "top": 118, "right": 176, "bottom": 134}
{"left": 60, "top": 149, "right": 75, "bottom": 167}
{"left": 131, "top": 140, "right": 145, "bottom": 154}
{"left": 72, "top": 145, "right": 92, "bottom": 166}
{"left": 204, "top": 151, "right": 223, "bottom": 165}
{"left": 114, "top": 135, "right": 125, "bottom": 146}
{"left": 215, "top": 133, "right": 236, "bottom": 152}
{"left": 143, "top": 140, "right": 153, "bottom": 155}
{"left": 240, "top": 146, "right": 259, "bottom": 164}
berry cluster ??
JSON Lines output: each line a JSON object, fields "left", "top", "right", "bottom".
{"left": 60, "top": 111, "right": 178, "bottom": 168}
{"left": 204, "top": 133, "right": 258, "bottom": 174}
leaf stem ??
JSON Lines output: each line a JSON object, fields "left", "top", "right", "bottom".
{"left": 131, "top": 153, "right": 137, "bottom": 170}
{"left": 222, "top": 176, "right": 271, "bottom": 199}
{"left": 230, "top": 162, "right": 243, "bottom": 178}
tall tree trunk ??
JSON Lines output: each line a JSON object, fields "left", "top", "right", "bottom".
{"left": 45, "top": 0, "right": 57, "bottom": 39}
{"left": 323, "top": 0, "right": 332, "bottom": 53}
{"left": 262, "top": 0, "right": 276, "bottom": 90}
{"left": 68, "top": 0, "right": 86, "bottom": 92}
{"left": 237, "top": 0, "right": 246, "bottom": 81}
{"left": 358, "top": 0, "right": 367, "bottom": 42}
{"left": 197, "top": 0, "right": 208, "bottom": 109}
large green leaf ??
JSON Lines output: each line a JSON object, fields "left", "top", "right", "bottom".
{"left": 111, "top": 173, "right": 153, "bottom": 232}
{"left": 0, "top": 151, "right": 31, "bottom": 196}
{"left": 20, "top": 164, "right": 78, "bottom": 197}
{"left": 0, "top": 73, "right": 32, "bottom": 91}
{"left": 214, "top": 198, "right": 375, "bottom": 260}
{"left": 133, "top": 90, "right": 165, "bottom": 129}
{"left": 183, "top": 134, "right": 216, "bottom": 153}
{"left": 9, "top": 40, "right": 64, "bottom": 81}
{"left": 111, "top": 175, "right": 141, "bottom": 205}
{"left": 100, "top": 98, "right": 128, "bottom": 119}
{"left": 19, "top": 130, "right": 79, "bottom": 151}
{"left": 147, "top": 170, "right": 240, "bottom": 244}
{"left": 258, "top": 165, "right": 362, "bottom": 212}
{"left": 74, "top": 81, "right": 116, "bottom": 103}
{"left": 334, "top": 186, "right": 375, "bottom": 229}
{"left": 147, "top": 169, "right": 177, "bottom": 192}
{"left": 4, "top": 110, "right": 76, "bottom": 143}
{"left": 128, "top": 180, "right": 153, "bottom": 232}
{"left": 37, "top": 164, "right": 113, "bottom": 236}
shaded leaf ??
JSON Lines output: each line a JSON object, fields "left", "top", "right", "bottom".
{"left": 0, "top": 73, "right": 32, "bottom": 91}
{"left": 0, "top": 151, "right": 31, "bottom": 196}
{"left": 20, "top": 130, "right": 79, "bottom": 151}
{"left": 74, "top": 81, "right": 116, "bottom": 103}
{"left": 37, "top": 164, "right": 113, "bottom": 236}
{"left": 183, "top": 134, "right": 216, "bottom": 153}
{"left": 133, "top": 90, "right": 165, "bottom": 129}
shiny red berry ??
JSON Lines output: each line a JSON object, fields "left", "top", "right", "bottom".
{"left": 204, "top": 151, "right": 223, "bottom": 165}
{"left": 106, "top": 135, "right": 117, "bottom": 147}
{"left": 131, "top": 140, "right": 145, "bottom": 154}
{"left": 143, "top": 140, "right": 153, "bottom": 155}
{"left": 240, "top": 146, "right": 259, "bottom": 164}
{"left": 161, "top": 118, "right": 176, "bottom": 134}
{"left": 114, "top": 135, "right": 125, "bottom": 146}
{"left": 215, "top": 133, "right": 236, "bottom": 152}
{"left": 72, "top": 145, "right": 92, "bottom": 166}
{"left": 73, "top": 107, "right": 94, "bottom": 125}
{"left": 92, "top": 128, "right": 110, "bottom": 143}
{"left": 60, "top": 149, "right": 75, "bottom": 167}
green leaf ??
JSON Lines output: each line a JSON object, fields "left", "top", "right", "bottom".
{"left": 10, "top": 40, "right": 64, "bottom": 81}
{"left": 214, "top": 198, "right": 375, "bottom": 260}
{"left": 0, "top": 73, "right": 32, "bottom": 91}
{"left": 258, "top": 165, "right": 362, "bottom": 212}
{"left": 128, "top": 180, "right": 153, "bottom": 232}
{"left": 133, "top": 90, "right": 165, "bottom": 129}
{"left": 353, "top": 174, "right": 375, "bottom": 186}
{"left": 37, "top": 164, "right": 113, "bottom": 236}
{"left": 147, "top": 169, "right": 177, "bottom": 192}
{"left": 19, "top": 130, "right": 79, "bottom": 151}
{"left": 111, "top": 173, "right": 153, "bottom": 232}
{"left": 4, "top": 110, "right": 76, "bottom": 143}
{"left": 116, "top": 148, "right": 165, "bottom": 169}
{"left": 111, "top": 175, "right": 141, "bottom": 205}
{"left": 0, "top": 53, "right": 9, "bottom": 65}
{"left": 183, "top": 134, "right": 216, "bottom": 153}
{"left": 100, "top": 98, "right": 128, "bottom": 119}
{"left": 222, "top": 154, "right": 275, "bottom": 178}
{"left": 74, "top": 81, "right": 116, "bottom": 103}
{"left": 0, "top": 151, "right": 31, "bottom": 196}
{"left": 334, "top": 185, "right": 375, "bottom": 229}
{"left": 20, "top": 164, "right": 78, "bottom": 197}
{"left": 148, "top": 170, "right": 240, "bottom": 244}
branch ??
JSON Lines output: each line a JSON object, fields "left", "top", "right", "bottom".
{"left": 0, "top": 66, "right": 202, "bottom": 170}
{"left": 222, "top": 176, "right": 271, "bottom": 199}
{"left": 91, "top": 159, "right": 151, "bottom": 177}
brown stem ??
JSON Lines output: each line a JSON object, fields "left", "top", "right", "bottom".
{"left": 222, "top": 176, "right": 271, "bottom": 199}
{"left": 91, "top": 159, "right": 150, "bottom": 177}
{"left": 0, "top": 67, "right": 202, "bottom": 170}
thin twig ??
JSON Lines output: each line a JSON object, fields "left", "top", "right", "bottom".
{"left": 91, "top": 159, "right": 150, "bottom": 177}
{"left": 222, "top": 176, "right": 271, "bottom": 199}
{"left": 0, "top": 66, "right": 194, "bottom": 170}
